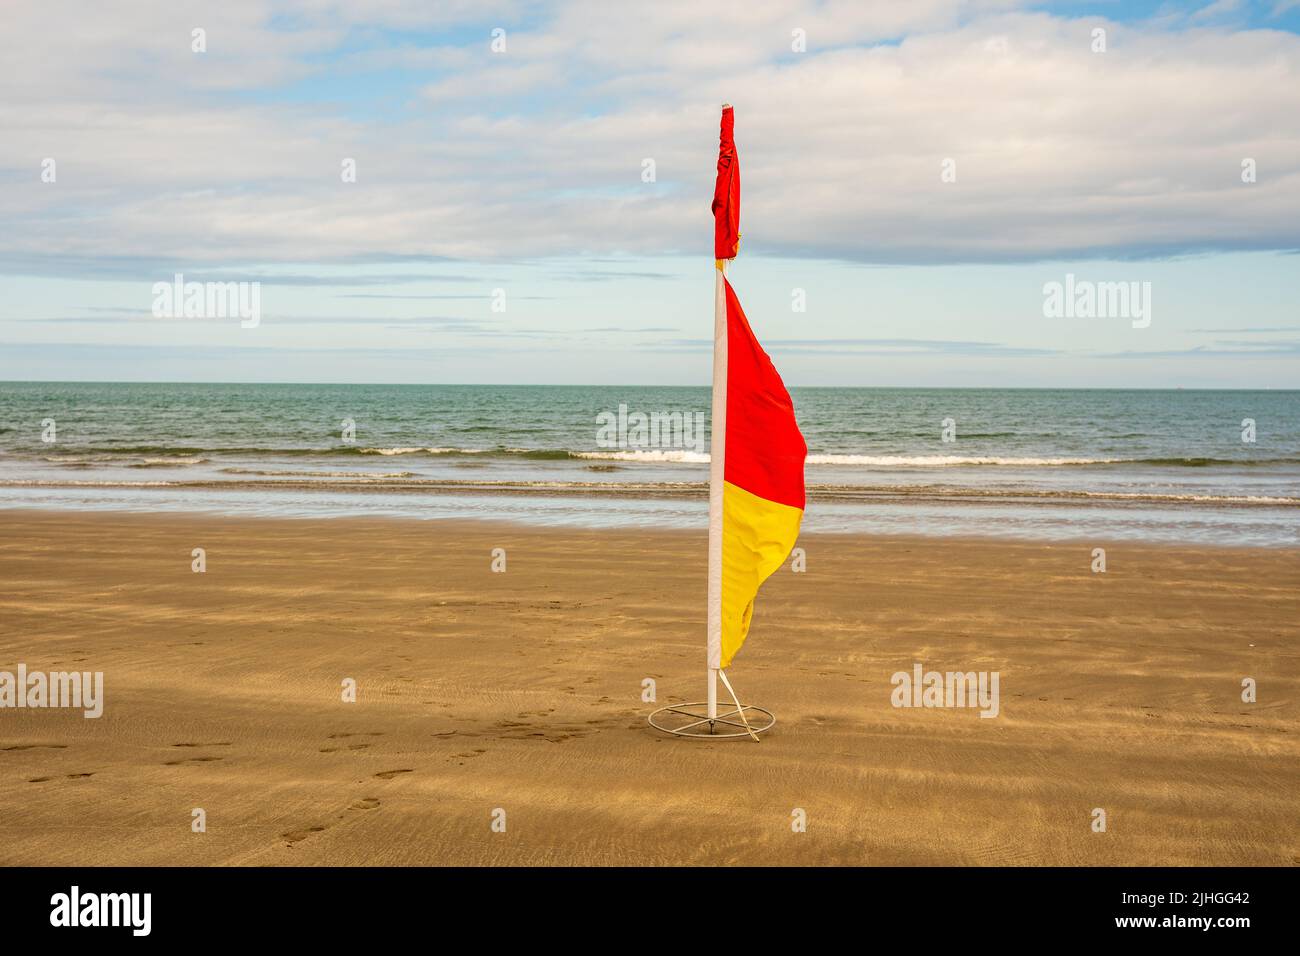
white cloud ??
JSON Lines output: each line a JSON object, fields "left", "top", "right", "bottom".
{"left": 1, "top": 0, "right": 1298, "bottom": 270}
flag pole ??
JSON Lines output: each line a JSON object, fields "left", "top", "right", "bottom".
{"left": 708, "top": 100, "right": 731, "bottom": 731}
{"left": 707, "top": 253, "right": 727, "bottom": 730}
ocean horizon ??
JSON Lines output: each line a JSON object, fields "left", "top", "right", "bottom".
{"left": 3, "top": 381, "right": 1296, "bottom": 546}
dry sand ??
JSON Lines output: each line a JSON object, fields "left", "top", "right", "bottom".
{"left": 0, "top": 509, "right": 1296, "bottom": 866}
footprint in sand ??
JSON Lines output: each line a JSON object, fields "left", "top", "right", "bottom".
{"left": 492, "top": 719, "right": 597, "bottom": 743}
{"left": 282, "top": 826, "right": 326, "bottom": 845}
{"left": 373, "top": 769, "right": 413, "bottom": 780}
{"left": 281, "top": 797, "right": 384, "bottom": 848}
{"left": 448, "top": 748, "right": 490, "bottom": 765}
{"left": 166, "top": 743, "right": 231, "bottom": 765}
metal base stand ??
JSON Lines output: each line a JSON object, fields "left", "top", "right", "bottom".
{"left": 647, "top": 700, "right": 775, "bottom": 739}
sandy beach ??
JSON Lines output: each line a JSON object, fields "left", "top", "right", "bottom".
{"left": 0, "top": 509, "right": 1296, "bottom": 866}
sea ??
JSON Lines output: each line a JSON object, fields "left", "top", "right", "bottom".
{"left": 1, "top": 382, "right": 1297, "bottom": 546}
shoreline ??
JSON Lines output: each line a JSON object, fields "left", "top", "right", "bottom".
{"left": 2, "top": 486, "right": 1298, "bottom": 550}
{"left": 3, "top": 504, "right": 1300, "bottom": 551}
{"left": 2, "top": 477, "right": 1297, "bottom": 507}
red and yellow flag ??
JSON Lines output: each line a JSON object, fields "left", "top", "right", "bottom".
{"left": 710, "top": 105, "right": 807, "bottom": 669}
{"left": 718, "top": 279, "right": 806, "bottom": 667}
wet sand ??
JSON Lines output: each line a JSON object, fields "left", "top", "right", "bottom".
{"left": 0, "top": 509, "right": 1296, "bottom": 865}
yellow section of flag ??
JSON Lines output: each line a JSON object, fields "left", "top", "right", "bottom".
{"left": 719, "top": 480, "right": 804, "bottom": 668}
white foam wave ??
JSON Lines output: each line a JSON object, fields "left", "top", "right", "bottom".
{"left": 357, "top": 447, "right": 486, "bottom": 456}
{"left": 573, "top": 451, "right": 1122, "bottom": 466}
{"left": 574, "top": 449, "right": 711, "bottom": 464}
{"left": 805, "top": 454, "right": 1124, "bottom": 466}
{"left": 219, "top": 468, "right": 417, "bottom": 478}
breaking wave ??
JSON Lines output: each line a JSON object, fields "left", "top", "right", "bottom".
{"left": 15, "top": 444, "right": 1300, "bottom": 469}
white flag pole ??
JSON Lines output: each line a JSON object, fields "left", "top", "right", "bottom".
{"left": 707, "top": 255, "right": 728, "bottom": 726}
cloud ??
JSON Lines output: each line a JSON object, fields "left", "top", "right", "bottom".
{"left": 1190, "top": 0, "right": 1245, "bottom": 23}
{"left": 1, "top": 313, "right": 492, "bottom": 328}
{"left": 337, "top": 293, "right": 552, "bottom": 299}
{"left": 658, "top": 336, "right": 1061, "bottom": 355}
{"left": 1, "top": 1, "right": 1298, "bottom": 272}
{"left": 0, "top": 252, "right": 478, "bottom": 284}
{"left": 556, "top": 270, "right": 681, "bottom": 282}
{"left": 1189, "top": 325, "right": 1300, "bottom": 332}
{"left": 1099, "top": 340, "right": 1300, "bottom": 357}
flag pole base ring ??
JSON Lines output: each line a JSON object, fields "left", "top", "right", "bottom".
{"left": 647, "top": 701, "right": 775, "bottom": 739}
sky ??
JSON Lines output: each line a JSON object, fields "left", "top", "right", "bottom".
{"left": 1, "top": 0, "right": 1298, "bottom": 387}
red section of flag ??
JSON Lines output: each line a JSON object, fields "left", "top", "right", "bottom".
{"left": 723, "top": 278, "right": 806, "bottom": 510}
{"left": 711, "top": 106, "right": 740, "bottom": 260}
